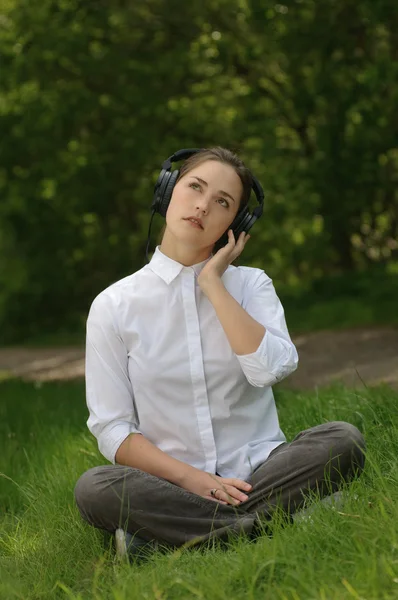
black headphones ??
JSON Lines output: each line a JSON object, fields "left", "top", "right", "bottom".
{"left": 145, "top": 148, "right": 264, "bottom": 263}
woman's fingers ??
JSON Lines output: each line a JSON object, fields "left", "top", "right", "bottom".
{"left": 227, "top": 478, "right": 252, "bottom": 491}
{"left": 207, "top": 491, "right": 239, "bottom": 506}
{"left": 217, "top": 477, "right": 252, "bottom": 492}
{"left": 226, "top": 485, "right": 250, "bottom": 503}
{"left": 209, "top": 476, "right": 252, "bottom": 505}
{"left": 205, "top": 495, "right": 228, "bottom": 505}
{"left": 217, "top": 484, "right": 250, "bottom": 505}
{"left": 206, "top": 487, "right": 248, "bottom": 506}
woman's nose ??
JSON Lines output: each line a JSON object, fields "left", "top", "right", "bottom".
{"left": 195, "top": 193, "right": 211, "bottom": 211}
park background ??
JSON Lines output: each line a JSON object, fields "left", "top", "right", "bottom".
{"left": 1, "top": 0, "right": 398, "bottom": 344}
{"left": 1, "top": 1, "right": 398, "bottom": 599}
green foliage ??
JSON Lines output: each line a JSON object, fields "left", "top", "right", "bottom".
{"left": 279, "top": 265, "right": 398, "bottom": 333}
{"left": 0, "top": 0, "right": 397, "bottom": 342}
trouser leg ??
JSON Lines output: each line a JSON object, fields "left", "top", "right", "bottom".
{"left": 242, "top": 420, "right": 366, "bottom": 516}
{"left": 74, "top": 465, "right": 253, "bottom": 548}
{"left": 74, "top": 421, "right": 365, "bottom": 548}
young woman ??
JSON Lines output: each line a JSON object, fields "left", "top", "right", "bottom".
{"left": 74, "top": 147, "right": 366, "bottom": 558}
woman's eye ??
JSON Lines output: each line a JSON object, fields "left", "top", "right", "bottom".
{"left": 189, "top": 182, "right": 229, "bottom": 208}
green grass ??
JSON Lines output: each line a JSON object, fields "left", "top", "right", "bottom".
{"left": 0, "top": 379, "right": 397, "bottom": 599}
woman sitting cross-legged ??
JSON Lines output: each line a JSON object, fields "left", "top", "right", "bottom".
{"left": 74, "top": 147, "right": 366, "bottom": 560}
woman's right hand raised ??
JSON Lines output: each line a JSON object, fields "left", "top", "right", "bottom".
{"left": 180, "top": 467, "right": 252, "bottom": 506}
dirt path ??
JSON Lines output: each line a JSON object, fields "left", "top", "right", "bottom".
{"left": 1, "top": 326, "right": 397, "bottom": 390}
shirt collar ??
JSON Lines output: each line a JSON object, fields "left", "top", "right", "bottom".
{"left": 147, "top": 245, "right": 214, "bottom": 285}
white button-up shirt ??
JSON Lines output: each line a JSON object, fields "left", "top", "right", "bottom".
{"left": 85, "top": 245, "right": 299, "bottom": 481}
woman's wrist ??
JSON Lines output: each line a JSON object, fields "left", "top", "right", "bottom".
{"left": 173, "top": 463, "right": 199, "bottom": 488}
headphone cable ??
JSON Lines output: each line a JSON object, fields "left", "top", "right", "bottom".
{"left": 145, "top": 209, "right": 156, "bottom": 264}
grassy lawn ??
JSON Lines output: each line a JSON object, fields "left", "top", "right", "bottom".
{"left": 0, "top": 379, "right": 397, "bottom": 599}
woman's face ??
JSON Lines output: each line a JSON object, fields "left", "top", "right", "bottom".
{"left": 165, "top": 160, "right": 243, "bottom": 251}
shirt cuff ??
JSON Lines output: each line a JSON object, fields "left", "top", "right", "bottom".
{"left": 97, "top": 420, "right": 141, "bottom": 464}
{"left": 235, "top": 328, "right": 298, "bottom": 387}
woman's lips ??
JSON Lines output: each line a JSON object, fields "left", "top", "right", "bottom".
{"left": 183, "top": 219, "right": 203, "bottom": 230}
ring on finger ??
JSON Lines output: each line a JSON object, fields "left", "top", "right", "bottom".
{"left": 210, "top": 488, "right": 218, "bottom": 498}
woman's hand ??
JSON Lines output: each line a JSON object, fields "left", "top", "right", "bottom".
{"left": 180, "top": 468, "right": 252, "bottom": 506}
{"left": 197, "top": 230, "right": 251, "bottom": 286}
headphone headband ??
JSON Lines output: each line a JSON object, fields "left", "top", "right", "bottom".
{"left": 162, "top": 148, "right": 203, "bottom": 170}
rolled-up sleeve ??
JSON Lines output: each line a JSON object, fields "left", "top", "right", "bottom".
{"left": 235, "top": 269, "right": 298, "bottom": 387}
{"left": 85, "top": 292, "right": 141, "bottom": 463}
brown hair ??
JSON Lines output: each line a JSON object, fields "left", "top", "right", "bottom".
{"left": 157, "top": 147, "right": 253, "bottom": 259}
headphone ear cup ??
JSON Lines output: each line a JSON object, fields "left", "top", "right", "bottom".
{"left": 212, "top": 207, "right": 252, "bottom": 254}
{"left": 158, "top": 169, "right": 179, "bottom": 217}
{"left": 231, "top": 207, "right": 251, "bottom": 238}
{"left": 212, "top": 231, "right": 229, "bottom": 254}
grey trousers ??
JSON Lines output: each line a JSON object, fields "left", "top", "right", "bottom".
{"left": 74, "top": 421, "right": 366, "bottom": 548}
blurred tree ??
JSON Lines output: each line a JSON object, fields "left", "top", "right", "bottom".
{"left": 0, "top": 0, "right": 397, "bottom": 342}
{"left": 205, "top": 0, "right": 398, "bottom": 277}
{"left": 0, "top": 0, "right": 217, "bottom": 340}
